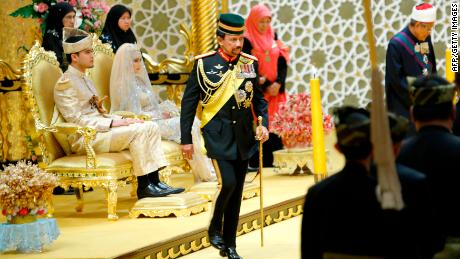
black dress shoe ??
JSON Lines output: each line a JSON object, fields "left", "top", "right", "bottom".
{"left": 222, "top": 247, "right": 242, "bottom": 259}
{"left": 209, "top": 231, "right": 226, "bottom": 251}
{"left": 156, "top": 182, "right": 185, "bottom": 194}
{"left": 137, "top": 183, "right": 171, "bottom": 199}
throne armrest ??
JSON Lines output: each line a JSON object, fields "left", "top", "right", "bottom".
{"left": 48, "top": 122, "right": 98, "bottom": 168}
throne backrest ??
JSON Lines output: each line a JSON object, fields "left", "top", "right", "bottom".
{"left": 23, "top": 42, "right": 66, "bottom": 163}
{"left": 88, "top": 37, "right": 114, "bottom": 112}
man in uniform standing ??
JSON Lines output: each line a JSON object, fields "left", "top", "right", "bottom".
{"left": 180, "top": 13, "right": 268, "bottom": 259}
{"left": 54, "top": 28, "right": 184, "bottom": 202}
{"left": 385, "top": 3, "right": 437, "bottom": 130}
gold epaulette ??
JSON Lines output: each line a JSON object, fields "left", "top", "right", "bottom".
{"left": 55, "top": 75, "right": 71, "bottom": 90}
{"left": 240, "top": 52, "right": 258, "bottom": 61}
{"left": 194, "top": 51, "right": 216, "bottom": 60}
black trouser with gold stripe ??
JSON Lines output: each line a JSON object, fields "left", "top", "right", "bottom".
{"left": 209, "top": 158, "right": 248, "bottom": 248}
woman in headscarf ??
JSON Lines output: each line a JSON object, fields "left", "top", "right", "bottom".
{"left": 110, "top": 43, "right": 216, "bottom": 182}
{"left": 42, "top": 2, "right": 76, "bottom": 71}
{"left": 243, "top": 4, "right": 290, "bottom": 168}
{"left": 100, "top": 4, "right": 137, "bottom": 53}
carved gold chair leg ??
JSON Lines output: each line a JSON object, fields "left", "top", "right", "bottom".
{"left": 105, "top": 180, "right": 119, "bottom": 220}
{"left": 74, "top": 186, "right": 84, "bottom": 212}
{"left": 130, "top": 176, "right": 138, "bottom": 198}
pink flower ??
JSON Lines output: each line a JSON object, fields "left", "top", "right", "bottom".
{"left": 81, "top": 8, "right": 92, "bottom": 18}
{"left": 33, "top": 3, "right": 48, "bottom": 13}
{"left": 56, "top": 0, "right": 66, "bottom": 3}
{"left": 94, "top": 20, "right": 101, "bottom": 28}
{"left": 270, "top": 93, "right": 333, "bottom": 148}
{"left": 69, "top": 0, "right": 78, "bottom": 7}
{"left": 18, "top": 208, "right": 29, "bottom": 216}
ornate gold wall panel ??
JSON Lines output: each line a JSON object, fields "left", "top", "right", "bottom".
{"left": 0, "top": 91, "right": 30, "bottom": 161}
{"left": 0, "top": 93, "right": 6, "bottom": 161}
{"left": 0, "top": 1, "right": 39, "bottom": 69}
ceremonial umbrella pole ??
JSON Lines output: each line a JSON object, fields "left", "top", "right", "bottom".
{"left": 258, "top": 116, "right": 264, "bottom": 247}
{"left": 362, "top": 0, "right": 404, "bottom": 210}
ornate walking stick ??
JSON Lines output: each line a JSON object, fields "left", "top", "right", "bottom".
{"left": 257, "top": 116, "right": 264, "bottom": 247}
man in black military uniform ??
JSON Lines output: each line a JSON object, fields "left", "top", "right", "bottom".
{"left": 301, "top": 107, "right": 444, "bottom": 258}
{"left": 397, "top": 75, "right": 460, "bottom": 254}
{"left": 180, "top": 13, "right": 268, "bottom": 259}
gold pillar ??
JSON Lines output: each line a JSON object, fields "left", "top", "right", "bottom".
{"left": 0, "top": 2, "right": 40, "bottom": 162}
{"left": 191, "top": 0, "right": 219, "bottom": 55}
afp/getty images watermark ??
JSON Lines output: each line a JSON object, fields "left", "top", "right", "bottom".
{"left": 452, "top": 2, "right": 459, "bottom": 72}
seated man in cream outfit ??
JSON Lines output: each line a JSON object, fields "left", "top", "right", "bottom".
{"left": 53, "top": 27, "right": 184, "bottom": 199}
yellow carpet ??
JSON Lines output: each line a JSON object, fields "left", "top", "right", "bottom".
{"left": 181, "top": 216, "right": 302, "bottom": 259}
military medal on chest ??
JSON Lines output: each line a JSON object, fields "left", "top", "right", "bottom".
{"left": 422, "top": 54, "right": 429, "bottom": 76}
{"left": 236, "top": 62, "right": 257, "bottom": 79}
{"left": 234, "top": 81, "right": 254, "bottom": 109}
{"left": 414, "top": 42, "right": 430, "bottom": 76}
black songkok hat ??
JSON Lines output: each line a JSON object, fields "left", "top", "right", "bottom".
{"left": 333, "top": 106, "right": 371, "bottom": 147}
{"left": 388, "top": 113, "right": 409, "bottom": 143}
{"left": 409, "top": 75, "right": 456, "bottom": 106}
{"left": 218, "top": 13, "right": 245, "bottom": 35}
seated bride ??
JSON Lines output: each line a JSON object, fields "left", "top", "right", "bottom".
{"left": 110, "top": 43, "right": 216, "bottom": 182}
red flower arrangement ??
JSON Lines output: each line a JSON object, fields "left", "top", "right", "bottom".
{"left": 270, "top": 93, "right": 334, "bottom": 149}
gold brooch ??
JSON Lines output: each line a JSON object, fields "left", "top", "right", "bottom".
{"left": 244, "top": 99, "right": 252, "bottom": 108}
{"left": 245, "top": 81, "right": 253, "bottom": 92}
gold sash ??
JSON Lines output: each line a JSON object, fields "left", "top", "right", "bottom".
{"left": 199, "top": 61, "right": 251, "bottom": 127}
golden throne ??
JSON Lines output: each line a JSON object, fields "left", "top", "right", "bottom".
{"left": 23, "top": 41, "right": 135, "bottom": 220}
{"left": 88, "top": 37, "right": 190, "bottom": 183}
